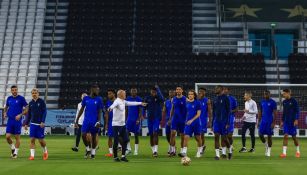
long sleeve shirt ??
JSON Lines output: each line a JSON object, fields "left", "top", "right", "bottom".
{"left": 75, "top": 102, "right": 84, "bottom": 125}
{"left": 282, "top": 97, "right": 299, "bottom": 124}
{"left": 25, "top": 98, "right": 47, "bottom": 125}
{"left": 109, "top": 98, "right": 142, "bottom": 126}
{"left": 243, "top": 99, "right": 258, "bottom": 123}
{"left": 144, "top": 87, "right": 164, "bottom": 120}
{"left": 212, "top": 94, "right": 230, "bottom": 124}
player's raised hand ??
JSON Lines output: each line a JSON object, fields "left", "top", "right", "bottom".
{"left": 294, "top": 119, "right": 298, "bottom": 126}
{"left": 141, "top": 102, "right": 148, "bottom": 107}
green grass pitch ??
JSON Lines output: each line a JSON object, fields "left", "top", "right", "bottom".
{"left": 0, "top": 136, "right": 306, "bottom": 175}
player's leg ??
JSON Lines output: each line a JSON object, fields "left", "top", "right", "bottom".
{"left": 90, "top": 125, "right": 99, "bottom": 159}
{"left": 179, "top": 122, "right": 185, "bottom": 155}
{"left": 292, "top": 135, "right": 300, "bottom": 157}
{"left": 112, "top": 126, "right": 120, "bottom": 161}
{"left": 221, "top": 138, "right": 227, "bottom": 158}
{"left": 13, "top": 134, "right": 21, "bottom": 158}
{"left": 239, "top": 122, "right": 248, "bottom": 152}
{"left": 133, "top": 122, "right": 141, "bottom": 155}
{"left": 214, "top": 133, "right": 221, "bottom": 160}
{"left": 152, "top": 119, "right": 160, "bottom": 157}
{"left": 266, "top": 135, "right": 272, "bottom": 157}
{"left": 181, "top": 134, "right": 190, "bottom": 157}
{"left": 166, "top": 124, "right": 171, "bottom": 154}
{"left": 222, "top": 134, "right": 232, "bottom": 159}
{"left": 227, "top": 133, "right": 233, "bottom": 151}
{"left": 169, "top": 118, "right": 178, "bottom": 156}
{"left": 39, "top": 138, "right": 48, "bottom": 160}
{"left": 195, "top": 135, "right": 202, "bottom": 158}
{"left": 72, "top": 124, "right": 82, "bottom": 152}
{"left": 249, "top": 123, "right": 256, "bottom": 152}
{"left": 29, "top": 137, "right": 36, "bottom": 160}
{"left": 119, "top": 126, "right": 130, "bottom": 162}
{"left": 5, "top": 133, "right": 15, "bottom": 157}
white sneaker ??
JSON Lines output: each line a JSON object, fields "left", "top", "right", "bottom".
{"left": 134, "top": 151, "right": 138, "bottom": 156}
{"left": 196, "top": 152, "right": 201, "bottom": 158}
{"left": 125, "top": 149, "right": 132, "bottom": 156}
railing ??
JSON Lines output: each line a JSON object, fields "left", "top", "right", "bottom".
{"left": 44, "top": 0, "right": 58, "bottom": 102}
{"left": 291, "top": 39, "right": 307, "bottom": 54}
{"left": 193, "top": 38, "right": 264, "bottom": 53}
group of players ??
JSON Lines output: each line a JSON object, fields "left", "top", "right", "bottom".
{"left": 71, "top": 85, "right": 301, "bottom": 162}
{"left": 3, "top": 85, "right": 48, "bottom": 160}
{"left": 1, "top": 84, "right": 301, "bottom": 161}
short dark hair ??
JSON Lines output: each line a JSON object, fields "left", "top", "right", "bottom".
{"left": 283, "top": 89, "right": 291, "bottom": 93}
{"left": 151, "top": 87, "right": 157, "bottom": 91}
{"left": 264, "top": 90, "right": 271, "bottom": 94}
{"left": 176, "top": 86, "right": 183, "bottom": 89}
{"left": 91, "top": 84, "right": 99, "bottom": 89}
{"left": 199, "top": 87, "right": 207, "bottom": 91}
{"left": 11, "top": 85, "right": 17, "bottom": 89}
{"left": 107, "top": 88, "right": 116, "bottom": 95}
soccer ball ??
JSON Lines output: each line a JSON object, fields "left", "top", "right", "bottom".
{"left": 181, "top": 156, "right": 191, "bottom": 166}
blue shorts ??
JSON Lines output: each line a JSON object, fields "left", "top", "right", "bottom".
{"left": 6, "top": 119, "right": 22, "bottom": 135}
{"left": 148, "top": 118, "right": 160, "bottom": 135}
{"left": 107, "top": 122, "right": 113, "bottom": 137}
{"left": 171, "top": 118, "right": 185, "bottom": 133}
{"left": 30, "top": 124, "right": 45, "bottom": 139}
{"left": 82, "top": 120, "right": 99, "bottom": 135}
{"left": 259, "top": 121, "right": 273, "bottom": 136}
{"left": 184, "top": 121, "right": 201, "bottom": 137}
{"left": 227, "top": 115, "right": 235, "bottom": 133}
{"left": 213, "top": 122, "right": 228, "bottom": 135}
{"left": 200, "top": 116, "right": 208, "bottom": 133}
{"left": 126, "top": 120, "right": 141, "bottom": 134}
{"left": 283, "top": 123, "right": 297, "bottom": 136}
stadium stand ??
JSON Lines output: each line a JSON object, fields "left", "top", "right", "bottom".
{"left": 58, "top": 0, "right": 266, "bottom": 108}
{"left": 288, "top": 54, "right": 307, "bottom": 83}
{"left": 0, "top": 0, "right": 46, "bottom": 107}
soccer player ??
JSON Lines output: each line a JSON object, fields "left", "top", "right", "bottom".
{"left": 75, "top": 85, "right": 103, "bottom": 159}
{"left": 126, "top": 88, "right": 143, "bottom": 155}
{"left": 198, "top": 88, "right": 212, "bottom": 154}
{"left": 239, "top": 91, "right": 258, "bottom": 153}
{"left": 108, "top": 90, "right": 147, "bottom": 162}
{"left": 144, "top": 85, "right": 164, "bottom": 157}
{"left": 3, "top": 85, "right": 28, "bottom": 158}
{"left": 280, "top": 89, "right": 300, "bottom": 158}
{"left": 162, "top": 89, "right": 175, "bottom": 154}
{"left": 212, "top": 85, "right": 232, "bottom": 160}
{"left": 179, "top": 90, "right": 202, "bottom": 158}
{"left": 104, "top": 89, "right": 116, "bottom": 157}
{"left": 258, "top": 90, "right": 277, "bottom": 157}
{"left": 24, "top": 88, "right": 48, "bottom": 160}
{"left": 168, "top": 86, "right": 187, "bottom": 157}
{"left": 221, "top": 87, "right": 238, "bottom": 157}
{"left": 72, "top": 92, "right": 87, "bottom": 152}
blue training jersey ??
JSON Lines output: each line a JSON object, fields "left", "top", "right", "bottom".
{"left": 144, "top": 87, "right": 164, "bottom": 120}
{"left": 212, "top": 94, "right": 230, "bottom": 123}
{"left": 126, "top": 96, "right": 143, "bottom": 121}
{"left": 282, "top": 97, "right": 299, "bottom": 124}
{"left": 228, "top": 95, "right": 238, "bottom": 115}
{"left": 199, "top": 97, "right": 208, "bottom": 120}
{"left": 260, "top": 98, "right": 277, "bottom": 123}
{"left": 26, "top": 98, "right": 47, "bottom": 125}
{"left": 6, "top": 95, "right": 28, "bottom": 120}
{"left": 165, "top": 99, "right": 172, "bottom": 120}
{"left": 186, "top": 100, "right": 201, "bottom": 122}
{"left": 104, "top": 100, "right": 114, "bottom": 126}
{"left": 81, "top": 96, "right": 103, "bottom": 123}
{"left": 172, "top": 96, "right": 187, "bottom": 121}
